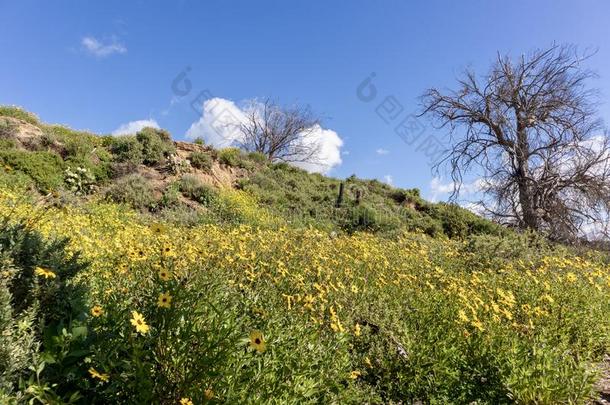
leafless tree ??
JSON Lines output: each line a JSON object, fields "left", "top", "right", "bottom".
{"left": 421, "top": 45, "right": 610, "bottom": 241}
{"left": 236, "top": 98, "right": 321, "bottom": 163}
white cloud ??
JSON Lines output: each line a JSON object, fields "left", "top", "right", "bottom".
{"left": 112, "top": 119, "right": 159, "bottom": 136}
{"left": 186, "top": 98, "right": 248, "bottom": 147}
{"left": 290, "top": 125, "right": 343, "bottom": 174}
{"left": 429, "top": 177, "right": 485, "bottom": 201}
{"left": 383, "top": 175, "right": 393, "bottom": 185}
{"left": 376, "top": 148, "right": 389, "bottom": 155}
{"left": 82, "top": 36, "right": 127, "bottom": 58}
{"left": 186, "top": 97, "right": 344, "bottom": 174}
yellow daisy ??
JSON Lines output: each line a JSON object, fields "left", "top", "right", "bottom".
{"left": 157, "top": 292, "right": 172, "bottom": 308}
{"left": 130, "top": 311, "right": 150, "bottom": 334}
{"left": 158, "top": 269, "right": 171, "bottom": 282}
{"left": 91, "top": 305, "right": 103, "bottom": 317}
{"left": 179, "top": 398, "right": 193, "bottom": 405}
{"left": 249, "top": 330, "right": 266, "bottom": 353}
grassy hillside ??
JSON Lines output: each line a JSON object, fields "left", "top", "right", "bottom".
{"left": 1, "top": 106, "right": 610, "bottom": 404}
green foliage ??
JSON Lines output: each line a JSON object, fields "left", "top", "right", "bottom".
{"left": 109, "top": 136, "right": 144, "bottom": 165}
{"left": 218, "top": 148, "right": 243, "bottom": 167}
{"left": 0, "top": 106, "right": 39, "bottom": 125}
{"left": 64, "top": 166, "right": 96, "bottom": 195}
{"left": 0, "top": 150, "right": 64, "bottom": 192}
{"left": 189, "top": 151, "right": 213, "bottom": 172}
{"left": 105, "top": 174, "right": 156, "bottom": 210}
{"left": 193, "top": 137, "right": 205, "bottom": 145}
{"left": 178, "top": 174, "right": 217, "bottom": 206}
{"left": 136, "top": 127, "right": 175, "bottom": 166}
{"left": 0, "top": 220, "right": 88, "bottom": 402}
{"left": 246, "top": 151, "right": 269, "bottom": 165}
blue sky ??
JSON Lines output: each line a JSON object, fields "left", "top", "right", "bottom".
{"left": 2, "top": 0, "right": 610, "bottom": 200}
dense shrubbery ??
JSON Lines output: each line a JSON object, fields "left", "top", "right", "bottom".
{"left": 189, "top": 151, "right": 214, "bottom": 172}
{"left": 136, "top": 127, "right": 175, "bottom": 165}
{"left": 0, "top": 150, "right": 64, "bottom": 191}
{"left": 105, "top": 174, "right": 156, "bottom": 210}
{"left": 178, "top": 174, "right": 217, "bottom": 206}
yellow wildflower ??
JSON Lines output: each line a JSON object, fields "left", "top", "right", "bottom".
{"left": 249, "top": 330, "right": 266, "bottom": 353}
{"left": 179, "top": 398, "right": 193, "bottom": 405}
{"left": 157, "top": 292, "right": 172, "bottom": 308}
{"left": 88, "top": 367, "right": 109, "bottom": 382}
{"left": 158, "top": 269, "right": 171, "bottom": 281}
{"left": 204, "top": 389, "right": 214, "bottom": 400}
{"left": 34, "top": 267, "right": 56, "bottom": 279}
{"left": 349, "top": 370, "right": 361, "bottom": 380}
{"left": 91, "top": 305, "right": 103, "bottom": 317}
{"left": 130, "top": 311, "right": 150, "bottom": 334}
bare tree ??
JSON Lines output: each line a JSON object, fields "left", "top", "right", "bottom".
{"left": 236, "top": 98, "right": 321, "bottom": 163}
{"left": 421, "top": 45, "right": 610, "bottom": 241}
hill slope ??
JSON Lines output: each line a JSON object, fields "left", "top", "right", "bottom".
{"left": 0, "top": 106, "right": 501, "bottom": 239}
{"left": 1, "top": 106, "right": 610, "bottom": 404}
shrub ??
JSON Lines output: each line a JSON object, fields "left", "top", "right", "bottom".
{"left": 0, "top": 150, "right": 64, "bottom": 192}
{"left": 136, "top": 127, "right": 175, "bottom": 166}
{"left": 246, "top": 151, "right": 269, "bottom": 165}
{"left": 0, "top": 117, "right": 16, "bottom": 139}
{"left": 218, "top": 147, "right": 242, "bottom": 167}
{"left": 178, "top": 175, "right": 217, "bottom": 206}
{"left": 109, "top": 136, "right": 144, "bottom": 165}
{"left": 0, "top": 106, "right": 39, "bottom": 125}
{"left": 105, "top": 174, "right": 156, "bottom": 210}
{"left": 193, "top": 137, "right": 205, "bottom": 145}
{"left": 189, "top": 151, "right": 213, "bottom": 172}
{"left": 64, "top": 166, "right": 96, "bottom": 195}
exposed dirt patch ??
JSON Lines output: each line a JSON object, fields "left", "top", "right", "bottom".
{"left": 592, "top": 355, "right": 610, "bottom": 405}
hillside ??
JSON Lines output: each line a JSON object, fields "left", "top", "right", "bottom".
{"left": 1, "top": 106, "right": 610, "bottom": 404}
{"left": 0, "top": 106, "right": 501, "bottom": 239}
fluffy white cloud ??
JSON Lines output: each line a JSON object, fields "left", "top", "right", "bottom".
{"left": 82, "top": 36, "right": 127, "bottom": 57}
{"left": 186, "top": 98, "right": 247, "bottom": 147}
{"left": 112, "top": 119, "right": 159, "bottom": 136}
{"left": 186, "top": 97, "right": 344, "bottom": 174}
{"left": 429, "top": 177, "right": 485, "bottom": 201}
{"left": 383, "top": 175, "right": 393, "bottom": 185}
{"left": 376, "top": 148, "right": 389, "bottom": 155}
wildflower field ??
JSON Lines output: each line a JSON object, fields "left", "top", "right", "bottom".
{"left": 1, "top": 185, "right": 610, "bottom": 404}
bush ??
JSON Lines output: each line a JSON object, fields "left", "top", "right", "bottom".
{"left": 189, "top": 151, "right": 213, "bottom": 172}
{"left": 136, "top": 127, "right": 175, "bottom": 166}
{"left": 0, "top": 117, "right": 17, "bottom": 139}
{"left": 105, "top": 174, "right": 156, "bottom": 210}
{"left": 246, "top": 151, "right": 269, "bottom": 165}
{"left": 218, "top": 147, "right": 243, "bottom": 167}
{"left": 0, "top": 150, "right": 64, "bottom": 192}
{"left": 0, "top": 106, "right": 39, "bottom": 125}
{"left": 178, "top": 175, "right": 217, "bottom": 206}
{"left": 109, "top": 136, "right": 144, "bottom": 165}
{"left": 64, "top": 166, "right": 96, "bottom": 195}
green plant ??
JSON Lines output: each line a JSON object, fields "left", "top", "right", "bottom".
{"left": 218, "top": 147, "right": 242, "bottom": 167}
{"left": 189, "top": 151, "right": 213, "bottom": 172}
{"left": 136, "top": 127, "right": 175, "bottom": 166}
{"left": 0, "top": 150, "right": 64, "bottom": 192}
{"left": 64, "top": 166, "right": 96, "bottom": 195}
{"left": 178, "top": 175, "right": 217, "bottom": 206}
{"left": 193, "top": 137, "right": 205, "bottom": 145}
{"left": 109, "top": 136, "right": 144, "bottom": 165}
{"left": 105, "top": 174, "right": 156, "bottom": 210}
{"left": 0, "top": 106, "right": 39, "bottom": 125}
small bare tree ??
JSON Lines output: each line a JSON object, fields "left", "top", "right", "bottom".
{"left": 237, "top": 98, "right": 321, "bottom": 163}
{"left": 422, "top": 45, "right": 610, "bottom": 241}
